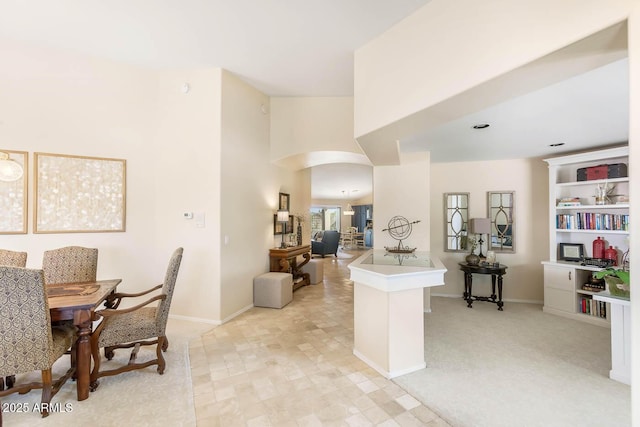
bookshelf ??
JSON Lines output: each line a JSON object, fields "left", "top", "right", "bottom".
{"left": 542, "top": 146, "right": 629, "bottom": 326}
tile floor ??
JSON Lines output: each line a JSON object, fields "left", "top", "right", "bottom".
{"left": 188, "top": 251, "right": 451, "bottom": 426}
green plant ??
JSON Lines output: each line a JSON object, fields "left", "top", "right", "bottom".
{"left": 594, "top": 267, "right": 630, "bottom": 284}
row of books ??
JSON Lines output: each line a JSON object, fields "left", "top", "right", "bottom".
{"left": 578, "top": 296, "right": 607, "bottom": 319}
{"left": 556, "top": 213, "right": 629, "bottom": 231}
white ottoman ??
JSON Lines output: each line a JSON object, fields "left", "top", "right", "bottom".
{"left": 253, "top": 272, "right": 293, "bottom": 308}
{"left": 302, "top": 259, "right": 324, "bottom": 284}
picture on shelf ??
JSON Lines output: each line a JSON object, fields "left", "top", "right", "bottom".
{"left": 558, "top": 243, "right": 585, "bottom": 261}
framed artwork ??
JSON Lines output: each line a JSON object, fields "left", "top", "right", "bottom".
{"left": 559, "top": 243, "right": 585, "bottom": 261}
{"left": 273, "top": 214, "right": 294, "bottom": 235}
{"left": 0, "top": 149, "right": 28, "bottom": 234}
{"left": 279, "top": 192, "right": 290, "bottom": 211}
{"left": 34, "top": 152, "right": 126, "bottom": 233}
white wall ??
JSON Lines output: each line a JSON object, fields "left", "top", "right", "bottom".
{"left": 373, "top": 152, "right": 430, "bottom": 251}
{"left": 430, "top": 158, "right": 549, "bottom": 302}
{"left": 270, "top": 97, "right": 361, "bottom": 161}
{"left": 219, "top": 70, "right": 300, "bottom": 321}
{"left": 354, "top": 0, "right": 634, "bottom": 139}
{"left": 153, "top": 68, "right": 223, "bottom": 322}
{"left": 0, "top": 38, "right": 160, "bottom": 294}
{"left": 0, "top": 38, "right": 304, "bottom": 325}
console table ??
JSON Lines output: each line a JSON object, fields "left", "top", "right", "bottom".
{"left": 269, "top": 245, "right": 311, "bottom": 291}
{"left": 459, "top": 262, "right": 508, "bottom": 311}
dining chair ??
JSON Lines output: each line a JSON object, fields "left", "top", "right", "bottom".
{"left": 0, "top": 249, "right": 27, "bottom": 392}
{"left": 89, "top": 248, "right": 183, "bottom": 391}
{"left": 340, "top": 228, "right": 354, "bottom": 249}
{"left": 42, "top": 246, "right": 98, "bottom": 285}
{"left": 0, "top": 266, "right": 77, "bottom": 417}
{"left": 0, "top": 249, "right": 27, "bottom": 268}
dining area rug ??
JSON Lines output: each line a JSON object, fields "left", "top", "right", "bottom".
{"left": 2, "top": 333, "right": 195, "bottom": 426}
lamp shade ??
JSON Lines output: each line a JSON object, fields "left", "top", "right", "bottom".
{"left": 469, "top": 218, "right": 491, "bottom": 234}
{"left": 0, "top": 152, "right": 23, "bottom": 182}
{"left": 277, "top": 209, "right": 289, "bottom": 222}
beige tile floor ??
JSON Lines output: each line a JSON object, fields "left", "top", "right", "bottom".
{"left": 188, "top": 251, "right": 451, "bottom": 426}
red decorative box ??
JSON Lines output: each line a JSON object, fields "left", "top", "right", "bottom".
{"left": 576, "top": 163, "right": 627, "bottom": 181}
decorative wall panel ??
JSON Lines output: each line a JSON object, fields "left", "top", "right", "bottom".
{"left": 35, "top": 153, "right": 126, "bottom": 233}
{"left": 0, "top": 150, "right": 27, "bottom": 234}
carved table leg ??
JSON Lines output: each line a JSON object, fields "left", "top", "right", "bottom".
{"left": 74, "top": 309, "right": 92, "bottom": 401}
{"left": 497, "top": 274, "right": 504, "bottom": 311}
{"left": 465, "top": 272, "right": 473, "bottom": 308}
{"left": 491, "top": 274, "right": 497, "bottom": 301}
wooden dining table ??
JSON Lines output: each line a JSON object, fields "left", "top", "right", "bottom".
{"left": 47, "top": 279, "right": 121, "bottom": 401}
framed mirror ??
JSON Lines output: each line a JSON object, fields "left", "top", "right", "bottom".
{"left": 488, "top": 191, "right": 515, "bottom": 252}
{"left": 444, "top": 193, "right": 469, "bottom": 252}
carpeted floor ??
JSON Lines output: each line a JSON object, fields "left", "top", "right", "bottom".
{"left": 2, "top": 325, "right": 199, "bottom": 427}
{"left": 394, "top": 296, "right": 632, "bottom": 427}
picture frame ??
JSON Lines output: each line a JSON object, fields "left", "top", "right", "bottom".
{"left": 559, "top": 243, "right": 585, "bottom": 261}
{"left": 34, "top": 152, "right": 126, "bottom": 233}
{"left": 273, "top": 214, "right": 294, "bottom": 235}
{"left": 279, "top": 192, "right": 290, "bottom": 211}
{"left": 0, "top": 149, "right": 28, "bottom": 234}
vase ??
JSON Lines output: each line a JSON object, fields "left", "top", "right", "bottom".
{"left": 604, "top": 276, "right": 630, "bottom": 298}
{"left": 297, "top": 224, "right": 303, "bottom": 246}
{"left": 465, "top": 253, "right": 480, "bottom": 265}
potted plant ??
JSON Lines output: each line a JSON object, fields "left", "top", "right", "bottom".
{"left": 594, "top": 267, "right": 630, "bottom": 298}
{"left": 465, "top": 236, "right": 480, "bottom": 265}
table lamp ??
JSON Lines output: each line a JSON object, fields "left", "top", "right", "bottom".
{"left": 469, "top": 218, "right": 491, "bottom": 258}
{"left": 277, "top": 209, "right": 289, "bottom": 248}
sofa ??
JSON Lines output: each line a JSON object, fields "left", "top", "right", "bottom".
{"left": 311, "top": 230, "right": 341, "bottom": 257}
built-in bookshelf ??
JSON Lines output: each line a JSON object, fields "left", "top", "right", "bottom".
{"left": 542, "top": 146, "right": 629, "bottom": 327}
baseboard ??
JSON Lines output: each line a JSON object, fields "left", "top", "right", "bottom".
{"left": 353, "top": 349, "right": 426, "bottom": 379}
{"left": 169, "top": 314, "right": 221, "bottom": 326}
{"left": 169, "top": 303, "right": 254, "bottom": 326}
{"left": 431, "top": 293, "right": 543, "bottom": 305}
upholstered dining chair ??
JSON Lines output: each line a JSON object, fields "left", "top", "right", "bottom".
{"left": 89, "top": 248, "right": 183, "bottom": 391}
{"left": 0, "top": 266, "right": 77, "bottom": 417}
{"left": 0, "top": 249, "right": 27, "bottom": 268}
{"left": 0, "top": 249, "right": 28, "bottom": 392}
{"left": 42, "top": 246, "right": 98, "bottom": 285}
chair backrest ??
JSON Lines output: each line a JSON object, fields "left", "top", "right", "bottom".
{"left": 42, "top": 246, "right": 98, "bottom": 285}
{"left": 0, "top": 249, "right": 27, "bottom": 267}
{"left": 0, "top": 266, "right": 53, "bottom": 376}
{"left": 155, "top": 248, "right": 184, "bottom": 335}
{"left": 321, "top": 231, "right": 341, "bottom": 254}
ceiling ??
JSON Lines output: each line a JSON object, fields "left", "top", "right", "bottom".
{"left": 0, "top": 1, "right": 629, "bottom": 201}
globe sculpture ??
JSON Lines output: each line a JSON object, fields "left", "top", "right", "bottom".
{"left": 382, "top": 216, "right": 421, "bottom": 253}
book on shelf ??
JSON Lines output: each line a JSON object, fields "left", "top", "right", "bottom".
{"left": 578, "top": 296, "right": 607, "bottom": 319}
{"left": 557, "top": 197, "right": 581, "bottom": 207}
{"left": 556, "top": 213, "right": 629, "bottom": 231}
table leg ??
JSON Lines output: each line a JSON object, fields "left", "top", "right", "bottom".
{"left": 497, "top": 274, "right": 504, "bottom": 311}
{"left": 491, "top": 274, "right": 497, "bottom": 301}
{"left": 465, "top": 272, "right": 473, "bottom": 308}
{"left": 73, "top": 309, "right": 92, "bottom": 401}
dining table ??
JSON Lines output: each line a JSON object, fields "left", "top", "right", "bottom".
{"left": 47, "top": 279, "right": 121, "bottom": 401}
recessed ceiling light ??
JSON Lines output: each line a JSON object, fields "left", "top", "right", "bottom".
{"left": 549, "top": 142, "right": 565, "bottom": 147}
{"left": 472, "top": 123, "right": 490, "bottom": 129}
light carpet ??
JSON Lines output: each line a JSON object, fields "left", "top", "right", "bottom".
{"left": 393, "top": 296, "right": 631, "bottom": 427}
{"left": 2, "top": 333, "right": 195, "bottom": 427}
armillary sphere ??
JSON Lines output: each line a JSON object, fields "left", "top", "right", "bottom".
{"left": 382, "top": 216, "right": 421, "bottom": 253}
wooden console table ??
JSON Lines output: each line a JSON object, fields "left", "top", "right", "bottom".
{"left": 459, "top": 262, "right": 508, "bottom": 311}
{"left": 269, "top": 245, "right": 311, "bottom": 290}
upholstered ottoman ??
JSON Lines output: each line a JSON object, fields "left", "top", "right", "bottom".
{"left": 253, "top": 272, "right": 293, "bottom": 308}
{"left": 301, "top": 259, "right": 324, "bottom": 284}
